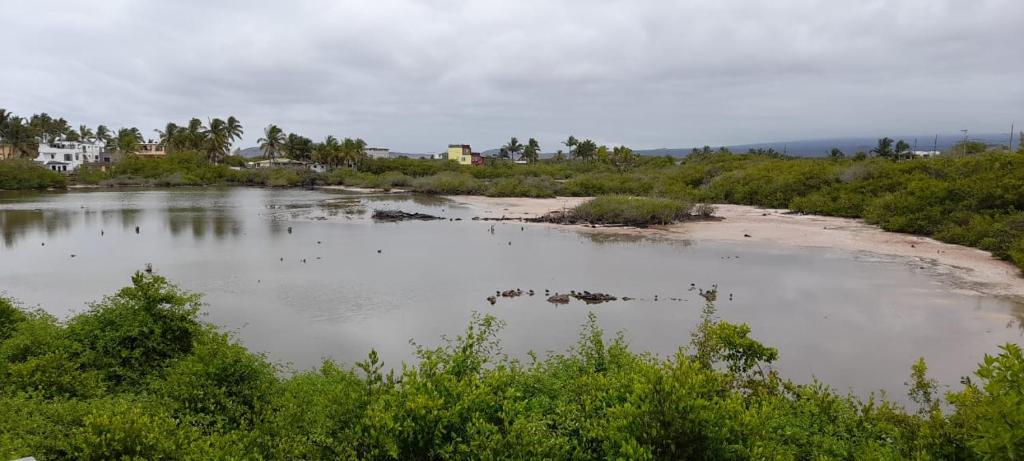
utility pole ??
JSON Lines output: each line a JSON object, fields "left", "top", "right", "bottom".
{"left": 933, "top": 134, "right": 938, "bottom": 154}
{"left": 1010, "top": 123, "right": 1015, "bottom": 152}
{"left": 961, "top": 129, "right": 968, "bottom": 156}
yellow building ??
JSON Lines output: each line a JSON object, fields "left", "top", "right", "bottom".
{"left": 447, "top": 144, "right": 472, "bottom": 165}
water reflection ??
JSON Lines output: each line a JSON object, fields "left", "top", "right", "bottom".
{"left": 1, "top": 209, "right": 75, "bottom": 248}
{"left": 0, "top": 188, "right": 1022, "bottom": 402}
{"left": 166, "top": 208, "right": 242, "bottom": 240}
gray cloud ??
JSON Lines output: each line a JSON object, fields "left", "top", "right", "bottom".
{"left": 2, "top": 0, "right": 1021, "bottom": 152}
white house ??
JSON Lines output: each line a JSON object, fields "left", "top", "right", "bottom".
{"left": 912, "top": 150, "right": 941, "bottom": 158}
{"left": 366, "top": 147, "right": 391, "bottom": 159}
{"left": 34, "top": 141, "right": 104, "bottom": 172}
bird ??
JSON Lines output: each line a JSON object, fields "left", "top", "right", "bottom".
{"left": 377, "top": 249, "right": 382, "bottom": 254}
{"left": 135, "top": 226, "right": 140, "bottom": 234}
{"left": 70, "top": 254, "right": 76, "bottom": 258}
{"left": 100, "top": 230, "right": 104, "bottom": 236}
{"left": 287, "top": 226, "right": 293, "bottom": 234}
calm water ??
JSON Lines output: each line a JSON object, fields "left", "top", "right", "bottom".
{"left": 1, "top": 188, "right": 1021, "bottom": 398}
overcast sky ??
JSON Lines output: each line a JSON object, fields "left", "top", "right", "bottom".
{"left": 2, "top": 0, "right": 1021, "bottom": 152}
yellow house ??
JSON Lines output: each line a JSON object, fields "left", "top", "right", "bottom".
{"left": 447, "top": 144, "right": 472, "bottom": 165}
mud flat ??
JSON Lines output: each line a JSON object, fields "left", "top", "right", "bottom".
{"left": 448, "top": 196, "right": 1024, "bottom": 299}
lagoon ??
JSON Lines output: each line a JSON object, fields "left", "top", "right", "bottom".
{"left": 1, "top": 188, "right": 1020, "bottom": 399}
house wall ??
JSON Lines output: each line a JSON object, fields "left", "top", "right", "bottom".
{"left": 33, "top": 142, "right": 104, "bottom": 171}
{"left": 447, "top": 145, "right": 472, "bottom": 165}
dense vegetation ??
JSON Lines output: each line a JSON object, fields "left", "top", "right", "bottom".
{"left": 0, "top": 159, "right": 66, "bottom": 190}
{"left": 0, "top": 273, "right": 1021, "bottom": 459}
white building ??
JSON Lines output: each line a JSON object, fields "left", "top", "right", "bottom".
{"left": 34, "top": 141, "right": 104, "bottom": 172}
{"left": 912, "top": 150, "right": 941, "bottom": 158}
{"left": 366, "top": 147, "right": 390, "bottom": 159}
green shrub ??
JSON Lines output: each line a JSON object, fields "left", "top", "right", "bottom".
{"left": 66, "top": 272, "right": 203, "bottom": 387}
{"left": 0, "top": 159, "right": 67, "bottom": 190}
{"left": 485, "top": 176, "right": 558, "bottom": 197}
{"left": 410, "top": 172, "right": 485, "bottom": 195}
{"left": 571, "top": 196, "right": 693, "bottom": 226}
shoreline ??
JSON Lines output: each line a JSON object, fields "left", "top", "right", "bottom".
{"left": 448, "top": 196, "right": 1024, "bottom": 300}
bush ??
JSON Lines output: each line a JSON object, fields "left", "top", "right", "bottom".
{"left": 410, "top": 172, "right": 485, "bottom": 195}
{"left": 485, "top": 176, "right": 558, "bottom": 198}
{"left": 0, "top": 159, "right": 67, "bottom": 190}
{"left": 66, "top": 272, "right": 203, "bottom": 387}
{"left": 571, "top": 196, "right": 692, "bottom": 226}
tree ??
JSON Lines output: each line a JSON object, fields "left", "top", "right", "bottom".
{"left": 895, "top": 140, "right": 911, "bottom": 160}
{"left": 573, "top": 139, "right": 598, "bottom": 161}
{"left": 829, "top": 147, "right": 844, "bottom": 158}
{"left": 205, "top": 118, "right": 231, "bottom": 163}
{"left": 258, "top": 125, "right": 285, "bottom": 161}
{"left": 871, "top": 137, "right": 894, "bottom": 158}
{"left": 112, "top": 128, "right": 143, "bottom": 155}
{"left": 78, "top": 125, "right": 95, "bottom": 143}
{"left": 282, "top": 133, "right": 314, "bottom": 161}
{"left": 609, "top": 145, "right": 638, "bottom": 170}
{"left": 156, "top": 123, "right": 182, "bottom": 151}
{"left": 225, "top": 116, "right": 243, "bottom": 146}
{"left": 502, "top": 137, "right": 523, "bottom": 161}
{"left": 0, "top": 116, "right": 40, "bottom": 158}
{"left": 552, "top": 150, "right": 566, "bottom": 162}
{"left": 313, "top": 135, "right": 341, "bottom": 168}
{"left": 95, "top": 125, "right": 112, "bottom": 146}
{"left": 522, "top": 138, "right": 541, "bottom": 163}
{"left": 562, "top": 135, "right": 578, "bottom": 158}
{"left": 339, "top": 137, "right": 367, "bottom": 168}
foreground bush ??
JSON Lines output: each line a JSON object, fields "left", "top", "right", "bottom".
{"left": 2, "top": 274, "right": 1021, "bottom": 459}
{"left": 0, "top": 159, "right": 67, "bottom": 190}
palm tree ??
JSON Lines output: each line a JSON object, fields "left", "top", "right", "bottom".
{"left": 574, "top": 139, "right": 598, "bottom": 161}
{"left": 522, "top": 138, "right": 541, "bottom": 163}
{"left": 258, "top": 125, "right": 285, "bottom": 161}
{"left": 112, "top": 127, "right": 143, "bottom": 155}
{"left": 1, "top": 116, "right": 40, "bottom": 158}
{"left": 313, "top": 135, "right": 341, "bottom": 168}
{"left": 871, "top": 137, "right": 894, "bottom": 158}
{"left": 95, "top": 125, "right": 113, "bottom": 146}
{"left": 829, "top": 147, "right": 844, "bottom": 158}
{"left": 225, "top": 116, "right": 243, "bottom": 145}
{"left": 155, "top": 123, "right": 182, "bottom": 151}
{"left": 562, "top": 135, "right": 578, "bottom": 158}
{"left": 502, "top": 137, "right": 523, "bottom": 161}
{"left": 895, "top": 140, "right": 911, "bottom": 160}
{"left": 339, "top": 137, "right": 367, "bottom": 168}
{"left": 205, "top": 118, "right": 231, "bottom": 163}
{"left": 78, "top": 125, "right": 95, "bottom": 143}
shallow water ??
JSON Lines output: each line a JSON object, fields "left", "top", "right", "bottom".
{"left": 1, "top": 188, "right": 1021, "bottom": 399}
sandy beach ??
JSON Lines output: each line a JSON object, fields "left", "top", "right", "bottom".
{"left": 449, "top": 196, "right": 1024, "bottom": 299}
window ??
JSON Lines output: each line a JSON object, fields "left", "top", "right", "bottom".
{"left": 64, "top": 154, "right": 72, "bottom": 161}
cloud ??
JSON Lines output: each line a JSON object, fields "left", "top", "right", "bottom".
{"left": 2, "top": 0, "right": 1021, "bottom": 152}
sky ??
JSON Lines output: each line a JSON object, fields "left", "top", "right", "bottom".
{"left": 1, "top": 0, "right": 1022, "bottom": 153}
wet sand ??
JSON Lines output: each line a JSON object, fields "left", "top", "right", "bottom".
{"left": 449, "top": 196, "right": 1024, "bottom": 299}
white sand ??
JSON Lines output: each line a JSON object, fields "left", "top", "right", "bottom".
{"left": 447, "top": 196, "right": 1024, "bottom": 299}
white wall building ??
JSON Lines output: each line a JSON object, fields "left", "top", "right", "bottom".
{"left": 366, "top": 147, "right": 390, "bottom": 159}
{"left": 34, "top": 141, "right": 104, "bottom": 172}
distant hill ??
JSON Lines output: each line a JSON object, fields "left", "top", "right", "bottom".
{"left": 233, "top": 147, "right": 263, "bottom": 158}
{"left": 637, "top": 133, "right": 1013, "bottom": 158}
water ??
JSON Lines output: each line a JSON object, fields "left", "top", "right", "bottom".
{"left": 1, "top": 188, "right": 1021, "bottom": 399}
